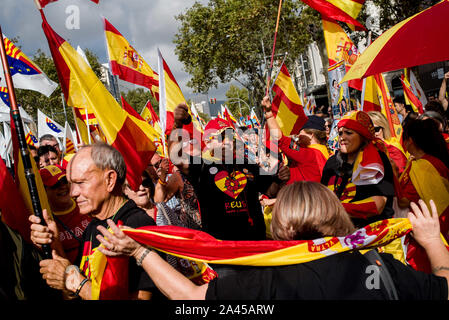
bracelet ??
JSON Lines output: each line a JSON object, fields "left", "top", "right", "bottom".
{"left": 158, "top": 178, "right": 167, "bottom": 186}
{"left": 75, "top": 278, "right": 88, "bottom": 297}
{"left": 136, "top": 248, "right": 151, "bottom": 267}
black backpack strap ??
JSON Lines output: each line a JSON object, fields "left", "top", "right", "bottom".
{"left": 364, "top": 250, "right": 399, "bottom": 300}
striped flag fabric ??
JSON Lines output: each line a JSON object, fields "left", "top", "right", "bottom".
{"left": 401, "top": 73, "right": 424, "bottom": 114}
{"left": 157, "top": 49, "right": 204, "bottom": 150}
{"left": 0, "top": 35, "right": 57, "bottom": 97}
{"left": 271, "top": 63, "right": 308, "bottom": 136}
{"left": 40, "top": 10, "right": 157, "bottom": 191}
{"left": 25, "top": 124, "right": 39, "bottom": 147}
{"left": 63, "top": 122, "right": 77, "bottom": 154}
{"left": 375, "top": 73, "right": 402, "bottom": 138}
{"left": 104, "top": 18, "right": 159, "bottom": 101}
{"left": 301, "top": 0, "right": 366, "bottom": 30}
{"left": 122, "top": 218, "right": 411, "bottom": 266}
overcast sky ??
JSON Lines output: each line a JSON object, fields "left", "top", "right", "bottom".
{"left": 1, "top": 0, "right": 228, "bottom": 102}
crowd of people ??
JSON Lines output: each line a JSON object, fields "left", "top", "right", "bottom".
{"left": 1, "top": 90, "right": 449, "bottom": 301}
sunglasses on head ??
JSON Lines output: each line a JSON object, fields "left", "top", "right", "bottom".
{"left": 374, "top": 126, "right": 383, "bottom": 133}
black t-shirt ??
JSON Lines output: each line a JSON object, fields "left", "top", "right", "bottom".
{"left": 77, "top": 200, "right": 157, "bottom": 294}
{"left": 206, "top": 251, "right": 448, "bottom": 300}
{"left": 321, "top": 150, "right": 395, "bottom": 228}
{"left": 186, "top": 156, "right": 275, "bottom": 240}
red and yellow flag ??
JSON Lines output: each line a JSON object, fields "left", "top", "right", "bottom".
{"left": 375, "top": 73, "right": 402, "bottom": 138}
{"left": 322, "top": 18, "right": 363, "bottom": 90}
{"left": 41, "top": 11, "right": 156, "bottom": 191}
{"left": 361, "top": 75, "right": 381, "bottom": 112}
{"left": 401, "top": 73, "right": 423, "bottom": 114}
{"left": 301, "top": 0, "right": 366, "bottom": 30}
{"left": 123, "top": 218, "right": 411, "bottom": 266}
{"left": 158, "top": 49, "right": 204, "bottom": 148}
{"left": 271, "top": 64, "right": 308, "bottom": 136}
{"left": 104, "top": 18, "right": 159, "bottom": 101}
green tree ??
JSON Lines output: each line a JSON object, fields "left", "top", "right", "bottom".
{"left": 121, "top": 88, "right": 159, "bottom": 115}
{"left": 225, "top": 84, "right": 251, "bottom": 117}
{"left": 174, "top": 0, "right": 320, "bottom": 109}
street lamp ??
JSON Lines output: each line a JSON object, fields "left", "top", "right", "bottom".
{"left": 226, "top": 97, "right": 251, "bottom": 116}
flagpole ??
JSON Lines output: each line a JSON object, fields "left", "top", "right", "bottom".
{"left": 0, "top": 26, "right": 52, "bottom": 258}
{"left": 265, "top": 0, "right": 283, "bottom": 98}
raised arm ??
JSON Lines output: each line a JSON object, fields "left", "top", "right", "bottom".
{"left": 168, "top": 103, "right": 192, "bottom": 175}
{"left": 261, "top": 96, "right": 282, "bottom": 141}
{"left": 438, "top": 72, "right": 449, "bottom": 111}
{"left": 408, "top": 199, "right": 449, "bottom": 296}
{"left": 96, "top": 220, "right": 208, "bottom": 300}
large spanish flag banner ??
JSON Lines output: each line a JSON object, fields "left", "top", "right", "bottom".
{"left": 104, "top": 18, "right": 159, "bottom": 101}
{"left": 271, "top": 64, "right": 308, "bottom": 136}
{"left": 40, "top": 11, "right": 156, "bottom": 192}
{"left": 301, "top": 0, "right": 366, "bottom": 30}
{"left": 122, "top": 218, "right": 411, "bottom": 266}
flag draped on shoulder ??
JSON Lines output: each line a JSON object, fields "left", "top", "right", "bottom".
{"left": 104, "top": 18, "right": 159, "bottom": 100}
{"left": 271, "top": 64, "right": 308, "bottom": 136}
{"left": 40, "top": 11, "right": 156, "bottom": 191}
{"left": 0, "top": 35, "right": 57, "bottom": 97}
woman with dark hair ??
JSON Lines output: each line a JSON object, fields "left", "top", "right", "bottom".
{"left": 321, "top": 111, "right": 396, "bottom": 228}
{"left": 399, "top": 118, "right": 449, "bottom": 273}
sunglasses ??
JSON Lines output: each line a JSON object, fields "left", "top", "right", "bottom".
{"left": 374, "top": 126, "right": 383, "bottom": 133}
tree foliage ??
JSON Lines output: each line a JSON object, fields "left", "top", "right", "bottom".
{"left": 174, "top": 0, "right": 320, "bottom": 106}
{"left": 121, "top": 87, "right": 159, "bottom": 115}
{"left": 225, "top": 84, "right": 251, "bottom": 117}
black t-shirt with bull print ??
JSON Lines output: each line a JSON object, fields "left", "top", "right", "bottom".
{"left": 186, "top": 156, "right": 275, "bottom": 241}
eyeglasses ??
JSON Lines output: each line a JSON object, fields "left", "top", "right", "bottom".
{"left": 374, "top": 126, "right": 383, "bottom": 133}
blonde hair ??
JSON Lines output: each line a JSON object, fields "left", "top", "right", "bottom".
{"left": 367, "top": 111, "right": 392, "bottom": 140}
{"left": 271, "top": 181, "right": 355, "bottom": 240}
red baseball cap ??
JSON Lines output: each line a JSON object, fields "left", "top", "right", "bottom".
{"left": 204, "top": 118, "right": 233, "bottom": 140}
{"left": 40, "top": 164, "right": 66, "bottom": 187}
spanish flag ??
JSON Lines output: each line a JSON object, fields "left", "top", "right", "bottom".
{"left": 157, "top": 49, "right": 204, "bottom": 146}
{"left": 123, "top": 218, "right": 411, "bottom": 266}
{"left": 40, "top": 11, "right": 156, "bottom": 191}
{"left": 375, "top": 73, "right": 402, "bottom": 138}
{"left": 361, "top": 75, "right": 381, "bottom": 112}
{"left": 301, "top": 0, "right": 366, "bottom": 30}
{"left": 121, "top": 96, "right": 165, "bottom": 157}
{"left": 401, "top": 73, "right": 423, "bottom": 114}
{"left": 271, "top": 63, "right": 308, "bottom": 136}
{"left": 104, "top": 18, "right": 159, "bottom": 101}
{"left": 322, "top": 18, "right": 363, "bottom": 90}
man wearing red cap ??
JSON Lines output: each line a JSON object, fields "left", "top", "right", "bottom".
{"left": 37, "top": 164, "right": 91, "bottom": 264}
{"left": 168, "top": 103, "right": 290, "bottom": 241}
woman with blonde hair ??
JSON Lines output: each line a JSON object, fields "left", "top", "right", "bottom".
{"left": 271, "top": 181, "right": 355, "bottom": 240}
{"left": 368, "top": 111, "right": 407, "bottom": 175}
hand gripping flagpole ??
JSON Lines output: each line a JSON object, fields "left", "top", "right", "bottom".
{"left": 0, "top": 26, "right": 52, "bottom": 259}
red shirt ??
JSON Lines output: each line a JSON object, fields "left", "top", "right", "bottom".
{"left": 278, "top": 135, "right": 329, "bottom": 183}
{"left": 53, "top": 200, "right": 91, "bottom": 263}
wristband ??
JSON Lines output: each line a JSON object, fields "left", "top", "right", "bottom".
{"left": 75, "top": 278, "right": 88, "bottom": 297}
{"left": 136, "top": 248, "right": 151, "bottom": 267}
{"left": 158, "top": 178, "right": 167, "bottom": 186}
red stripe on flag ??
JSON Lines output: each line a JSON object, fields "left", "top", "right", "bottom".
{"left": 109, "top": 61, "right": 158, "bottom": 92}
